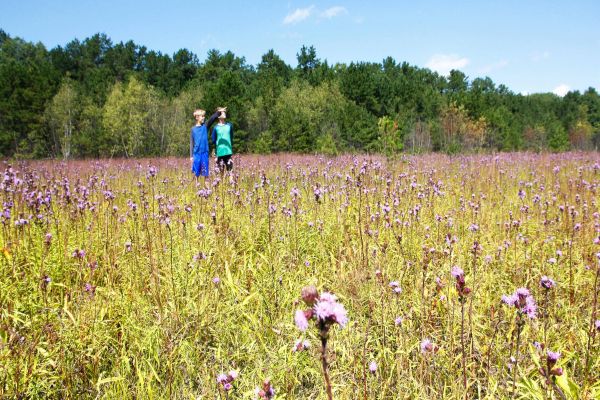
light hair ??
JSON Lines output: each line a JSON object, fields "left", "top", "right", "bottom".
{"left": 193, "top": 109, "right": 206, "bottom": 117}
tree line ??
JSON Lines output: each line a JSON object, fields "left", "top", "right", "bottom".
{"left": 1, "top": 30, "right": 599, "bottom": 159}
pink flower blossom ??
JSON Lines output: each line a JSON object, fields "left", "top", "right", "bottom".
{"left": 294, "top": 310, "right": 309, "bottom": 331}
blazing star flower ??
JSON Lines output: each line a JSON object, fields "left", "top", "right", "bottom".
{"left": 147, "top": 165, "right": 158, "bottom": 178}
{"left": 318, "top": 292, "right": 337, "bottom": 303}
{"left": 395, "top": 316, "right": 404, "bottom": 326}
{"left": 256, "top": 379, "right": 276, "bottom": 400}
{"left": 595, "top": 320, "right": 600, "bottom": 331}
{"left": 368, "top": 361, "right": 377, "bottom": 374}
{"left": 451, "top": 266, "right": 464, "bottom": 278}
{"left": 502, "top": 287, "right": 537, "bottom": 319}
{"left": 540, "top": 276, "right": 556, "bottom": 289}
{"left": 216, "top": 374, "right": 228, "bottom": 384}
{"left": 546, "top": 350, "right": 561, "bottom": 363}
{"left": 72, "top": 249, "right": 85, "bottom": 259}
{"left": 556, "top": 250, "right": 563, "bottom": 257}
{"left": 420, "top": 338, "right": 436, "bottom": 354}
{"left": 84, "top": 283, "right": 96, "bottom": 295}
{"left": 502, "top": 294, "right": 518, "bottom": 306}
{"left": 212, "top": 277, "right": 220, "bottom": 285}
{"left": 389, "top": 281, "right": 400, "bottom": 288}
{"left": 295, "top": 310, "right": 309, "bottom": 331}
{"left": 293, "top": 338, "right": 311, "bottom": 352}
{"left": 314, "top": 297, "right": 348, "bottom": 328}
{"left": 301, "top": 286, "right": 319, "bottom": 306}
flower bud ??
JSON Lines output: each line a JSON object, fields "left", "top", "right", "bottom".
{"left": 301, "top": 286, "right": 319, "bottom": 306}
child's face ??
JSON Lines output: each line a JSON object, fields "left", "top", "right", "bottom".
{"left": 195, "top": 114, "right": 206, "bottom": 124}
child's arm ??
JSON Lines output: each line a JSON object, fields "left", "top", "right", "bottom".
{"left": 206, "top": 111, "right": 220, "bottom": 131}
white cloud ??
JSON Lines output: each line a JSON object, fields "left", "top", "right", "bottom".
{"left": 477, "top": 59, "right": 509, "bottom": 74}
{"left": 320, "top": 6, "right": 347, "bottom": 19}
{"left": 425, "top": 54, "right": 470, "bottom": 75}
{"left": 531, "top": 51, "right": 550, "bottom": 62}
{"left": 553, "top": 84, "right": 570, "bottom": 96}
{"left": 283, "top": 6, "right": 315, "bottom": 25}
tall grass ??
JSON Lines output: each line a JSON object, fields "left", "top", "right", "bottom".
{"left": 0, "top": 153, "right": 599, "bottom": 399}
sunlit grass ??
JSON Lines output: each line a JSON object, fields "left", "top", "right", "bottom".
{"left": 1, "top": 152, "right": 599, "bottom": 399}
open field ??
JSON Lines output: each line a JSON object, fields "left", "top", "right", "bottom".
{"left": 1, "top": 152, "right": 599, "bottom": 399}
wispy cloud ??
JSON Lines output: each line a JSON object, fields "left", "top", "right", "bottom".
{"left": 531, "top": 51, "right": 550, "bottom": 62}
{"left": 283, "top": 6, "right": 315, "bottom": 25}
{"left": 425, "top": 54, "right": 470, "bottom": 75}
{"left": 320, "top": 6, "right": 347, "bottom": 19}
{"left": 477, "top": 59, "right": 509, "bottom": 74}
{"left": 553, "top": 84, "right": 570, "bottom": 96}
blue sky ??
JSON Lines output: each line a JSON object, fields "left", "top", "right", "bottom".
{"left": 1, "top": 0, "right": 599, "bottom": 95}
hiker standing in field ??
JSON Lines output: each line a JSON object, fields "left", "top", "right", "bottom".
{"left": 211, "top": 110, "right": 234, "bottom": 174}
{"left": 190, "top": 107, "right": 225, "bottom": 183}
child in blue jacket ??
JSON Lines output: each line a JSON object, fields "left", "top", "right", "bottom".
{"left": 190, "top": 107, "right": 225, "bottom": 181}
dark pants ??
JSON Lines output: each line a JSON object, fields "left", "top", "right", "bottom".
{"left": 217, "top": 154, "right": 233, "bottom": 173}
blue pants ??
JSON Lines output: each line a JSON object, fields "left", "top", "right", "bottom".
{"left": 192, "top": 153, "right": 209, "bottom": 177}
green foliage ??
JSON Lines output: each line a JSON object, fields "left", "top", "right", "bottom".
{"left": 377, "top": 116, "right": 404, "bottom": 156}
{"left": 101, "top": 76, "right": 161, "bottom": 157}
{"left": 0, "top": 30, "right": 599, "bottom": 157}
{"left": 315, "top": 131, "right": 339, "bottom": 156}
{"left": 45, "top": 78, "right": 80, "bottom": 158}
{"left": 546, "top": 117, "right": 569, "bottom": 152}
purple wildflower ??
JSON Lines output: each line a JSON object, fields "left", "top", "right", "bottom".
{"left": 546, "top": 350, "right": 561, "bottom": 363}
{"left": 72, "top": 249, "right": 86, "bottom": 259}
{"left": 540, "top": 276, "right": 555, "bottom": 289}
{"left": 295, "top": 310, "right": 309, "bottom": 331}
{"left": 314, "top": 297, "right": 348, "bottom": 328}
{"left": 368, "top": 361, "right": 377, "bottom": 374}
{"left": 421, "top": 338, "right": 436, "bottom": 354}
{"left": 147, "top": 165, "right": 158, "bottom": 178}
{"left": 293, "top": 338, "right": 311, "bottom": 352}
{"left": 256, "top": 379, "right": 276, "bottom": 399}
{"left": 502, "top": 287, "right": 537, "bottom": 319}
{"left": 394, "top": 316, "right": 403, "bottom": 326}
{"left": 451, "top": 266, "right": 464, "bottom": 278}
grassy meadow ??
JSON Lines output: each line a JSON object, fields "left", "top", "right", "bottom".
{"left": 1, "top": 153, "right": 599, "bottom": 399}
